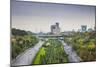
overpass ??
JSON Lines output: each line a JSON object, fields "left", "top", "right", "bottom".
{"left": 38, "top": 34, "right": 62, "bottom": 37}
{"left": 34, "top": 34, "right": 64, "bottom": 40}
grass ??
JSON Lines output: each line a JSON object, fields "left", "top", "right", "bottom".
{"left": 32, "top": 39, "right": 69, "bottom": 65}
{"left": 32, "top": 47, "right": 45, "bottom": 64}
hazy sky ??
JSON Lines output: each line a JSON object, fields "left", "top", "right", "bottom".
{"left": 11, "top": 0, "right": 96, "bottom": 33}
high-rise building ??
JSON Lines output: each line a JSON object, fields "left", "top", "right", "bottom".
{"left": 51, "top": 22, "right": 60, "bottom": 35}
{"left": 88, "top": 28, "right": 93, "bottom": 32}
{"left": 81, "top": 25, "right": 87, "bottom": 32}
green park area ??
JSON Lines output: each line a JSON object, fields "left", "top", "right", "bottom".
{"left": 64, "top": 31, "right": 96, "bottom": 61}
{"left": 11, "top": 28, "right": 39, "bottom": 59}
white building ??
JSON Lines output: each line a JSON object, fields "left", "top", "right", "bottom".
{"left": 51, "top": 23, "right": 60, "bottom": 35}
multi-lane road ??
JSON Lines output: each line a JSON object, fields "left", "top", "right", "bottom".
{"left": 11, "top": 40, "right": 44, "bottom": 66}
{"left": 11, "top": 39, "right": 82, "bottom": 66}
{"left": 61, "top": 40, "right": 82, "bottom": 62}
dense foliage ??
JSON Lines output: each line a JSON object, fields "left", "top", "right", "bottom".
{"left": 64, "top": 31, "right": 96, "bottom": 61}
{"left": 32, "top": 39, "right": 68, "bottom": 64}
{"left": 11, "top": 28, "right": 38, "bottom": 59}
{"left": 12, "top": 28, "right": 28, "bottom": 36}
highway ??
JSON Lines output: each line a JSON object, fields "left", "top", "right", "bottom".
{"left": 11, "top": 40, "right": 44, "bottom": 66}
{"left": 60, "top": 40, "right": 82, "bottom": 62}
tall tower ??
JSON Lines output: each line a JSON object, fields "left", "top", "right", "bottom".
{"left": 51, "top": 22, "right": 60, "bottom": 34}
{"left": 56, "top": 22, "right": 59, "bottom": 28}
{"left": 81, "top": 25, "right": 87, "bottom": 32}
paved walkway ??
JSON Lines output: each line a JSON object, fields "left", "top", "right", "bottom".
{"left": 11, "top": 40, "right": 44, "bottom": 66}
{"left": 60, "top": 40, "right": 82, "bottom": 63}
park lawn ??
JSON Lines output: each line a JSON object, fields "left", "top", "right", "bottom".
{"left": 33, "top": 47, "right": 45, "bottom": 64}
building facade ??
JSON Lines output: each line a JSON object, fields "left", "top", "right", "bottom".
{"left": 51, "top": 23, "right": 60, "bottom": 35}
{"left": 81, "top": 25, "right": 87, "bottom": 32}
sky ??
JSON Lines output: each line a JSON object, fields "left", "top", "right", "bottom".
{"left": 11, "top": 0, "right": 96, "bottom": 33}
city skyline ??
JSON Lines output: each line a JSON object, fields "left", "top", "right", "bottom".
{"left": 11, "top": 0, "right": 96, "bottom": 33}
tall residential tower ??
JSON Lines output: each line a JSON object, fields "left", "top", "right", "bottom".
{"left": 51, "top": 22, "right": 60, "bottom": 35}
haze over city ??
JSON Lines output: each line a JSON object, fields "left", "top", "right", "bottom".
{"left": 11, "top": 0, "right": 96, "bottom": 33}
